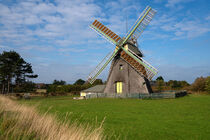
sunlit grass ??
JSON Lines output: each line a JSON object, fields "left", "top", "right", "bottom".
{"left": 19, "top": 94, "right": 210, "bottom": 139}
{"left": 0, "top": 96, "right": 104, "bottom": 140}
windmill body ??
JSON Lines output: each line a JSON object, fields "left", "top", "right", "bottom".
{"left": 104, "top": 42, "right": 153, "bottom": 94}
{"left": 85, "top": 6, "right": 158, "bottom": 95}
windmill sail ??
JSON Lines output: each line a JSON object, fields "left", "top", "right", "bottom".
{"left": 90, "top": 20, "right": 122, "bottom": 45}
{"left": 122, "top": 6, "right": 156, "bottom": 45}
{"left": 87, "top": 48, "right": 120, "bottom": 84}
{"left": 117, "top": 6, "right": 158, "bottom": 80}
{"left": 121, "top": 47, "right": 158, "bottom": 80}
{"left": 87, "top": 6, "right": 158, "bottom": 84}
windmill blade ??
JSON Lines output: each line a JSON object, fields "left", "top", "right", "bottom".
{"left": 121, "top": 6, "right": 157, "bottom": 45}
{"left": 90, "top": 20, "right": 122, "bottom": 45}
{"left": 120, "top": 47, "right": 158, "bottom": 80}
{"left": 87, "top": 47, "right": 120, "bottom": 84}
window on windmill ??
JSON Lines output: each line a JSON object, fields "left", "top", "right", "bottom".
{"left": 119, "top": 64, "right": 123, "bottom": 70}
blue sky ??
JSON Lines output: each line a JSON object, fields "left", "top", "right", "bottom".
{"left": 0, "top": 0, "right": 209, "bottom": 84}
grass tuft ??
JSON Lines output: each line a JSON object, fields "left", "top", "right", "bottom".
{"left": 0, "top": 95, "right": 105, "bottom": 140}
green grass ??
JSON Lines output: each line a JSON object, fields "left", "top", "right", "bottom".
{"left": 19, "top": 94, "right": 210, "bottom": 139}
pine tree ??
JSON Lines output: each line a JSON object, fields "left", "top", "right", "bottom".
{"left": 0, "top": 51, "right": 38, "bottom": 93}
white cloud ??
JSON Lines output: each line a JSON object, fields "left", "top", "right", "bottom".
{"left": 32, "top": 63, "right": 95, "bottom": 84}
{"left": 58, "top": 48, "right": 86, "bottom": 53}
{"left": 0, "top": 0, "right": 209, "bottom": 83}
{"left": 0, "top": 0, "right": 102, "bottom": 46}
{"left": 165, "top": 0, "right": 194, "bottom": 7}
{"left": 148, "top": 13, "right": 210, "bottom": 40}
{"left": 173, "top": 20, "right": 210, "bottom": 39}
{"left": 0, "top": 45, "right": 12, "bottom": 50}
{"left": 206, "top": 15, "right": 210, "bottom": 21}
{"left": 153, "top": 0, "right": 163, "bottom": 3}
{"left": 20, "top": 45, "right": 55, "bottom": 52}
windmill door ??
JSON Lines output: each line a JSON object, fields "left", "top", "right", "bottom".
{"left": 116, "top": 82, "right": 122, "bottom": 94}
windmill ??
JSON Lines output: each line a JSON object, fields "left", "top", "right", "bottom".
{"left": 87, "top": 6, "right": 158, "bottom": 94}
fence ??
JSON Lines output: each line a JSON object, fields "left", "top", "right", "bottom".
{"left": 85, "top": 90, "right": 187, "bottom": 99}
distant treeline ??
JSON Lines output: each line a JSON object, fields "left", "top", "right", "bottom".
{"left": 153, "top": 76, "right": 210, "bottom": 93}
{"left": 41, "top": 79, "right": 103, "bottom": 96}
{"left": 0, "top": 78, "right": 103, "bottom": 95}
{"left": 0, "top": 51, "right": 209, "bottom": 95}
{"left": 43, "top": 76, "right": 210, "bottom": 96}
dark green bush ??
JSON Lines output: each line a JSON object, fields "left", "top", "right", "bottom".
{"left": 47, "top": 84, "right": 92, "bottom": 95}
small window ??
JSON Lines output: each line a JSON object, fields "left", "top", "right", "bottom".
{"left": 119, "top": 64, "right": 123, "bottom": 70}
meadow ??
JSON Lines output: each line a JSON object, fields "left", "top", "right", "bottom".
{"left": 19, "top": 94, "right": 210, "bottom": 140}
{"left": 0, "top": 96, "right": 103, "bottom": 140}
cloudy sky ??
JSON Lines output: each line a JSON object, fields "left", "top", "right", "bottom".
{"left": 0, "top": 0, "right": 209, "bottom": 84}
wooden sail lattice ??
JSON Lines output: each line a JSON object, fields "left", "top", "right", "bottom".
{"left": 90, "top": 20, "right": 122, "bottom": 45}
{"left": 122, "top": 6, "right": 157, "bottom": 45}
{"left": 87, "top": 6, "right": 158, "bottom": 84}
{"left": 87, "top": 48, "right": 120, "bottom": 84}
{"left": 120, "top": 49, "right": 158, "bottom": 80}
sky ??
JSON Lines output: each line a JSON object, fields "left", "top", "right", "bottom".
{"left": 0, "top": 0, "right": 210, "bottom": 84}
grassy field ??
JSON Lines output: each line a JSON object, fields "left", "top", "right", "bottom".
{"left": 0, "top": 96, "right": 103, "bottom": 140}
{"left": 19, "top": 94, "right": 210, "bottom": 139}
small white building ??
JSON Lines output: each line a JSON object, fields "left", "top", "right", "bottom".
{"left": 80, "top": 85, "right": 105, "bottom": 97}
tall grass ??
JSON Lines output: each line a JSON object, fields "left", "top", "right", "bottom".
{"left": 0, "top": 96, "right": 104, "bottom": 140}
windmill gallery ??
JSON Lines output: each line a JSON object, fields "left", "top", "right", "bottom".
{"left": 80, "top": 6, "right": 187, "bottom": 99}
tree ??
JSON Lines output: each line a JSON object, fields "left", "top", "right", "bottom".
{"left": 157, "top": 80, "right": 164, "bottom": 92}
{"left": 156, "top": 76, "right": 164, "bottom": 92}
{"left": 156, "top": 76, "right": 164, "bottom": 82}
{"left": 14, "top": 81, "right": 36, "bottom": 93}
{"left": 15, "top": 59, "right": 37, "bottom": 86}
{"left": 53, "top": 80, "right": 66, "bottom": 85}
{"left": 191, "top": 77, "right": 206, "bottom": 91}
{"left": 180, "top": 81, "right": 190, "bottom": 88}
{"left": 74, "top": 79, "right": 85, "bottom": 85}
{"left": 0, "top": 51, "right": 38, "bottom": 93}
{"left": 171, "top": 80, "right": 180, "bottom": 89}
{"left": 205, "top": 76, "right": 210, "bottom": 93}
{"left": 166, "top": 80, "right": 182, "bottom": 89}
{"left": 0, "top": 51, "right": 19, "bottom": 93}
{"left": 93, "top": 79, "right": 103, "bottom": 85}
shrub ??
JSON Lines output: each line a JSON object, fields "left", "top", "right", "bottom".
{"left": 166, "top": 80, "right": 189, "bottom": 90}
{"left": 157, "top": 80, "right": 164, "bottom": 92}
{"left": 156, "top": 76, "right": 164, "bottom": 81}
{"left": 46, "top": 84, "right": 93, "bottom": 96}
{"left": 205, "top": 76, "right": 210, "bottom": 93}
{"left": 74, "top": 79, "right": 85, "bottom": 85}
{"left": 13, "top": 81, "right": 36, "bottom": 93}
{"left": 191, "top": 77, "right": 206, "bottom": 92}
